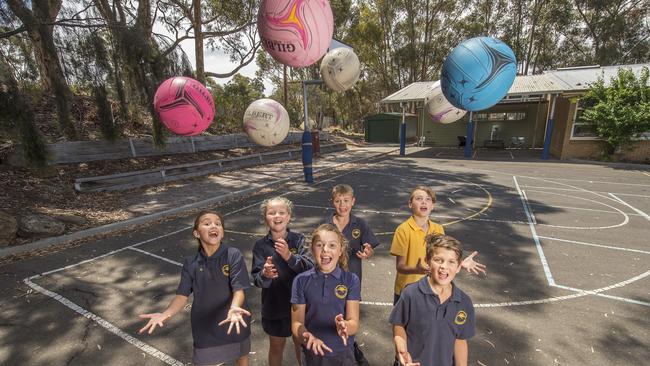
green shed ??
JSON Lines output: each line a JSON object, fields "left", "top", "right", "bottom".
{"left": 364, "top": 113, "right": 418, "bottom": 143}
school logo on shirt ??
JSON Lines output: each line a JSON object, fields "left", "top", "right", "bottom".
{"left": 455, "top": 310, "right": 468, "bottom": 325}
{"left": 289, "top": 247, "right": 298, "bottom": 254}
{"left": 335, "top": 285, "right": 348, "bottom": 299}
{"left": 221, "top": 264, "right": 230, "bottom": 277}
{"left": 352, "top": 228, "right": 361, "bottom": 239}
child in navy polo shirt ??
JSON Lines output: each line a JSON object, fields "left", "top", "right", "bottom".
{"left": 251, "top": 197, "right": 313, "bottom": 366}
{"left": 291, "top": 223, "right": 361, "bottom": 366}
{"left": 324, "top": 184, "right": 378, "bottom": 365}
{"left": 139, "top": 210, "right": 252, "bottom": 366}
{"left": 390, "top": 234, "right": 475, "bottom": 366}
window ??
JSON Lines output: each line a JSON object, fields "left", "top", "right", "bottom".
{"left": 570, "top": 98, "right": 599, "bottom": 139}
{"left": 507, "top": 112, "right": 526, "bottom": 120}
{"left": 473, "top": 112, "right": 525, "bottom": 121}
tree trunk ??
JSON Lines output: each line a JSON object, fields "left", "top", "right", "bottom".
{"left": 193, "top": 0, "right": 205, "bottom": 83}
{"left": 7, "top": 0, "right": 77, "bottom": 139}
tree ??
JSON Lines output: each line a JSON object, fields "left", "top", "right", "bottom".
{"left": 580, "top": 67, "right": 650, "bottom": 156}
{"left": 5, "top": 0, "right": 77, "bottom": 139}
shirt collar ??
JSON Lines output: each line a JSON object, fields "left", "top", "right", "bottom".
{"left": 406, "top": 216, "right": 434, "bottom": 234}
{"left": 198, "top": 243, "right": 227, "bottom": 261}
{"left": 313, "top": 266, "right": 343, "bottom": 279}
{"left": 417, "top": 276, "right": 462, "bottom": 303}
{"left": 264, "top": 228, "right": 294, "bottom": 242}
{"left": 327, "top": 213, "right": 358, "bottom": 226}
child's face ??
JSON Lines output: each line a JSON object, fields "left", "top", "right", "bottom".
{"left": 312, "top": 230, "right": 343, "bottom": 273}
{"left": 409, "top": 189, "right": 434, "bottom": 218}
{"left": 332, "top": 193, "right": 355, "bottom": 217}
{"left": 193, "top": 213, "right": 224, "bottom": 247}
{"left": 428, "top": 247, "right": 461, "bottom": 286}
{"left": 265, "top": 201, "right": 291, "bottom": 233}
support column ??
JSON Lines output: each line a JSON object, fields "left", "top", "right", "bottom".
{"left": 400, "top": 103, "right": 406, "bottom": 156}
{"left": 542, "top": 94, "right": 557, "bottom": 160}
{"left": 464, "top": 111, "right": 474, "bottom": 158}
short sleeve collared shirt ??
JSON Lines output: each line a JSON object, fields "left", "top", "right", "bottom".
{"left": 389, "top": 277, "right": 475, "bottom": 366}
{"left": 291, "top": 267, "right": 361, "bottom": 355}
{"left": 390, "top": 216, "right": 444, "bottom": 295}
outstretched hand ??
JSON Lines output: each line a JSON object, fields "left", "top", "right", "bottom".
{"left": 334, "top": 314, "right": 348, "bottom": 346}
{"left": 461, "top": 251, "right": 486, "bottom": 276}
{"left": 398, "top": 349, "right": 421, "bottom": 366}
{"left": 262, "top": 256, "right": 278, "bottom": 279}
{"left": 218, "top": 306, "right": 251, "bottom": 335}
{"left": 356, "top": 243, "right": 374, "bottom": 259}
{"left": 138, "top": 313, "right": 169, "bottom": 334}
{"left": 302, "top": 331, "right": 333, "bottom": 356}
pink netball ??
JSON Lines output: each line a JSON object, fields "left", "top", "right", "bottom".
{"left": 153, "top": 77, "right": 215, "bottom": 136}
{"left": 257, "top": 0, "right": 334, "bottom": 68}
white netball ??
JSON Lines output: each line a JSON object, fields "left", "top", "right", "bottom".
{"left": 243, "top": 99, "right": 290, "bottom": 147}
{"left": 320, "top": 48, "right": 361, "bottom": 92}
{"left": 425, "top": 81, "right": 467, "bottom": 124}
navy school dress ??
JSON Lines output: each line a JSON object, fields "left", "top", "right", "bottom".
{"left": 251, "top": 229, "right": 313, "bottom": 335}
{"left": 176, "top": 244, "right": 251, "bottom": 364}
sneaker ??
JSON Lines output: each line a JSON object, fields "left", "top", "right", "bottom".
{"left": 353, "top": 341, "right": 369, "bottom": 365}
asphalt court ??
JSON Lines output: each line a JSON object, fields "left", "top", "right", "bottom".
{"left": 3, "top": 150, "right": 650, "bottom": 365}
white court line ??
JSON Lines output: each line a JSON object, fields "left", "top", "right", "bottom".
{"left": 642, "top": 172, "right": 650, "bottom": 177}
{"left": 362, "top": 270, "right": 650, "bottom": 308}
{"left": 521, "top": 190, "right": 537, "bottom": 224}
{"left": 519, "top": 185, "right": 650, "bottom": 198}
{"left": 538, "top": 236, "right": 650, "bottom": 255}
{"left": 609, "top": 193, "right": 650, "bottom": 222}
{"left": 524, "top": 177, "right": 650, "bottom": 187}
{"left": 528, "top": 202, "right": 643, "bottom": 216}
{"left": 524, "top": 189, "right": 630, "bottom": 230}
{"left": 514, "top": 176, "right": 555, "bottom": 286}
{"left": 129, "top": 247, "right": 183, "bottom": 266}
{"left": 23, "top": 278, "right": 184, "bottom": 366}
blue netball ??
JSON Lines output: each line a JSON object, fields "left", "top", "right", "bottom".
{"left": 441, "top": 37, "right": 516, "bottom": 111}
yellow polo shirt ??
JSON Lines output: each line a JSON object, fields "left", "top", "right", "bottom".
{"left": 390, "top": 216, "right": 445, "bottom": 295}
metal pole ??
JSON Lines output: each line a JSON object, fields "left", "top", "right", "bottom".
{"left": 464, "top": 111, "right": 474, "bottom": 158}
{"left": 542, "top": 94, "right": 557, "bottom": 160}
{"left": 400, "top": 103, "right": 406, "bottom": 156}
{"left": 300, "top": 80, "right": 322, "bottom": 183}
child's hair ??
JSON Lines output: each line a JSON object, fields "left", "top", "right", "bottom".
{"left": 410, "top": 185, "right": 436, "bottom": 204}
{"left": 331, "top": 184, "right": 354, "bottom": 199}
{"left": 310, "top": 223, "right": 349, "bottom": 271}
{"left": 193, "top": 210, "right": 225, "bottom": 250}
{"left": 259, "top": 196, "right": 293, "bottom": 221}
{"left": 425, "top": 234, "right": 462, "bottom": 262}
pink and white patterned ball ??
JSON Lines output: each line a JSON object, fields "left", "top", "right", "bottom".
{"left": 243, "top": 99, "right": 290, "bottom": 147}
{"left": 153, "top": 77, "right": 215, "bottom": 136}
{"left": 257, "top": 0, "right": 334, "bottom": 68}
{"left": 425, "top": 80, "right": 467, "bottom": 124}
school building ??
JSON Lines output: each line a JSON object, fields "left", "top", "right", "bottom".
{"left": 372, "top": 63, "right": 650, "bottom": 161}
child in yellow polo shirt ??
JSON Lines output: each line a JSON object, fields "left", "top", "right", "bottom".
{"left": 390, "top": 186, "right": 486, "bottom": 304}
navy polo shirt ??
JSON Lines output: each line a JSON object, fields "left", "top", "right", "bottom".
{"left": 251, "top": 229, "right": 313, "bottom": 319}
{"left": 176, "top": 244, "right": 251, "bottom": 348}
{"left": 389, "top": 277, "right": 475, "bottom": 366}
{"left": 291, "top": 267, "right": 361, "bottom": 356}
{"left": 325, "top": 213, "right": 379, "bottom": 281}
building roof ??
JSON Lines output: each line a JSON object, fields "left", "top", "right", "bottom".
{"left": 380, "top": 63, "right": 650, "bottom": 104}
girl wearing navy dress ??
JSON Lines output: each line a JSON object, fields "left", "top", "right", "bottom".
{"left": 139, "top": 210, "right": 252, "bottom": 366}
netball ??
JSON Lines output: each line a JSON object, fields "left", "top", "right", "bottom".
{"left": 243, "top": 99, "right": 290, "bottom": 147}
{"left": 441, "top": 37, "right": 516, "bottom": 111}
{"left": 320, "top": 47, "right": 361, "bottom": 92}
{"left": 424, "top": 81, "right": 467, "bottom": 124}
{"left": 153, "top": 77, "right": 215, "bottom": 136}
{"left": 257, "top": 0, "right": 334, "bottom": 68}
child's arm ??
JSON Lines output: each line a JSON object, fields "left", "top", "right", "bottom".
{"left": 281, "top": 236, "right": 313, "bottom": 273}
{"left": 393, "top": 325, "right": 420, "bottom": 366}
{"left": 395, "top": 255, "right": 430, "bottom": 275}
{"left": 139, "top": 294, "right": 188, "bottom": 334}
{"left": 218, "top": 289, "right": 251, "bottom": 335}
{"left": 292, "top": 304, "right": 332, "bottom": 356}
{"left": 334, "top": 300, "right": 360, "bottom": 345}
{"left": 453, "top": 339, "right": 468, "bottom": 366}
{"left": 461, "top": 251, "right": 486, "bottom": 276}
{"left": 357, "top": 220, "right": 380, "bottom": 259}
